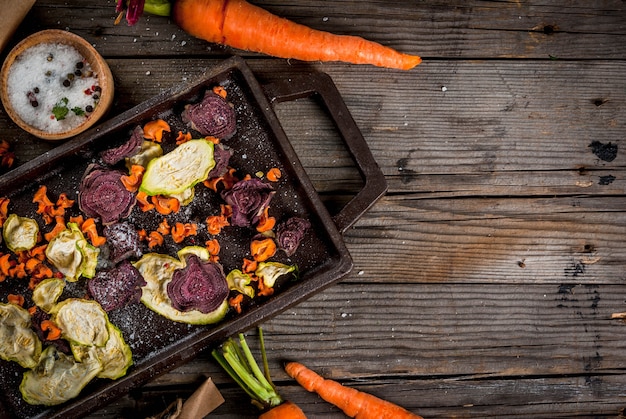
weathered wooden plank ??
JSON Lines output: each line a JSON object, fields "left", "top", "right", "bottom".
{"left": 88, "top": 374, "right": 626, "bottom": 418}
{"left": 4, "top": 59, "right": 623, "bottom": 199}
{"left": 16, "top": 0, "right": 626, "bottom": 59}
{"left": 85, "top": 281, "right": 626, "bottom": 417}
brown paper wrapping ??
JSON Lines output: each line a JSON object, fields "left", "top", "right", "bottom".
{"left": 0, "top": 0, "right": 36, "bottom": 54}
{"left": 148, "top": 378, "right": 225, "bottom": 419}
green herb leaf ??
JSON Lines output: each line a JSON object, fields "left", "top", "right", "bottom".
{"left": 52, "top": 98, "right": 70, "bottom": 121}
{"left": 72, "top": 107, "right": 85, "bottom": 116}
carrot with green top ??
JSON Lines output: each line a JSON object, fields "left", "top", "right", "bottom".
{"left": 172, "top": 0, "right": 422, "bottom": 69}
{"left": 212, "top": 328, "right": 307, "bottom": 418}
{"left": 284, "top": 361, "right": 424, "bottom": 419}
{"left": 118, "top": 0, "right": 420, "bottom": 69}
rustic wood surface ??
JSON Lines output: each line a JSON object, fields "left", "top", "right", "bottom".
{"left": 1, "top": 0, "right": 625, "bottom": 418}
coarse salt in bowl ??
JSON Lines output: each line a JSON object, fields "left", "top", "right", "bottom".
{"left": 0, "top": 29, "right": 114, "bottom": 141}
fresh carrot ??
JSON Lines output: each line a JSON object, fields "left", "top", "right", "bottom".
{"left": 143, "top": 119, "right": 171, "bottom": 143}
{"left": 250, "top": 237, "right": 276, "bottom": 262}
{"left": 212, "top": 328, "right": 307, "bottom": 418}
{"left": 284, "top": 362, "right": 423, "bottom": 419}
{"left": 170, "top": 0, "right": 421, "bottom": 70}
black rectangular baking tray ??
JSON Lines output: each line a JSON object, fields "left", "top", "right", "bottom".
{"left": 0, "top": 56, "right": 386, "bottom": 419}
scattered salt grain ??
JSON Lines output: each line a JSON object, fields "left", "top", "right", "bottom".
{"left": 6, "top": 42, "right": 100, "bottom": 133}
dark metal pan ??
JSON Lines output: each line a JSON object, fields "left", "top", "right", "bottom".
{"left": 0, "top": 56, "right": 386, "bottom": 419}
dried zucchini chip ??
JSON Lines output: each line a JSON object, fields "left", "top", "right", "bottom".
{"left": 45, "top": 222, "right": 99, "bottom": 282}
{"left": 32, "top": 277, "right": 65, "bottom": 313}
{"left": 139, "top": 139, "right": 215, "bottom": 196}
{"left": 2, "top": 214, "right": 39, "bottom": 253}
{"left": 50, "top": 298, "right": 109, "bottom": 347}
{"left": 20, "top": 346, "right": 102, "bottom": 406}
{"left": 134, "top": 247, "right": 228, "bottom": 325}
{"left": 72, "top": 322, "right": 132, "bottom": 380}
{"left": 0, "top": 303, "right": 42, "bottom": 369}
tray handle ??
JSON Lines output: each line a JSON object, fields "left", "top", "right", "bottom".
{"left": 263, "top": 72, "right": 387, "bottom": 234}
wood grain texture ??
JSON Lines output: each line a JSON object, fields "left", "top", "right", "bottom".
{"left": 0, "top": 0, "right": 625, "bottom": 418}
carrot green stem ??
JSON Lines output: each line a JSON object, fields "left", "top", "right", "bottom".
{"left": 144, "top": 0, "right": 171, "bottom": 17}
{"left": 259, "top": 327, "right": 275, "bottom": 389}
{"left": 212, "top": 328, "right": 283, "bottom": 410}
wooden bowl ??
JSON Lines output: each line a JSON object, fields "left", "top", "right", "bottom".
{"left": 0, "top": 29, "right": 114, "bottom": 141}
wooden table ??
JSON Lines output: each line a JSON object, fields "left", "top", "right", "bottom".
{"left": 2, "top": 1, "right": 625, "bottom": 417}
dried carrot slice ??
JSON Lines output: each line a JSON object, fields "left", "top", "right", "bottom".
{"left": 171, "top": 222, "right": 198, "bottom": 243}
{"left": 205, "top": 238, "right": 220, "bottom": 256}
{"left": 137, "top": 228, "right": 148, "bottom": 241}
{"left": 266, "top": 167, "right": 282, "bottom": 182}
{"left": 250, "top": 238, "right": 276, "bottom": 262}
{"left": 212, "top": 85, "right": 228, "bottom": 99}
{"left": 143, "top": 119, "right": 171, "bottom": 143}
{"left": 229, "top": 294, "right": 244, "bottom": 314}
{"left": 136, "top": 191, "right": 155, "bottom": 212}
{"left": 0, "top": 197, "right": 9, "bottom": 227}
{"left": 7, "top": 294, "right": 24, "bottom": 306}
{"left": 256, "top": 206, "right": 276, "bottom": 233}
{"left": 44, "top": 216, "right": 66, "bottom": 242}
{"left": 33, "top": 185, "right": 56, "bottom": 224}
{"left": 176, "top": 131, "right": 192, "bottom": 145}
{"left": 206, "top": 214, "right": 229, "bottom": 235}
{"left": 152, "top": 195, "right": 180, "bottom": 215}
{"left": 25, "top": 257, "right": 41, "bottom": 273}
{"left": 69, "top": 215, "right": 85, "bottom": 227}
{"left": 242, "top": 258, "right": 257, "bottom": 274}
{"left": 9, "top": 263, "right": 27, "bottom": 279}
{"left": 81, "top": 218, "right": 107, "bottom": 247}
{"left": 56, "top": 193, "right": 75, "bottom": 209}
{"left": 41, "top": 320, "right": 62, "bottom": 341}
{"left": 147, "top": 231, "right": 164, "bottom": 248}
{"left": 205, "top": 136, "right": 220, "bottom": 145}
{"left": 257, "top": 276, "right": 275, "bottom": 297}
{"left": 0, "top": 254, "right": 13, "bottom": 276}
{"left": 29, "top": 244, "right": 48, "bottom": 261}
{"left": 157, "top": 218, "right": 171, "bottom": 235}
{"left": 121, "top": 165, "right": 145, "bottom": 192}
